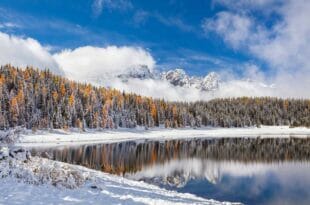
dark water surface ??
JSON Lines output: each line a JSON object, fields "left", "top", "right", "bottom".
{"left": 31, "top": 137, "right": 310, "bottom": 205}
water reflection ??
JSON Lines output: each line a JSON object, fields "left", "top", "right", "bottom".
{"left": 127, "top": 158, "right": 310, "bottom": 204}
{"left": 31, "top": 137, "right": 310, "bottom": 204}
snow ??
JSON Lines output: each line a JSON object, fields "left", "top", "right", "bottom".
{"left": 17, "top": 126, "right": 310, "bottom": 147}
{"left": 0, "top": 177, "right": 233, "bottom": 205}
{"left": 0, "top": 146, "right": 237, "bottom": 205}
{"left": 0, "top": 127, "right": 23, "bottom": 144}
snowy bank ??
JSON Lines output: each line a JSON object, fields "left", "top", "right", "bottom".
{"left": 0, "top": 146, "right": 237, "bottom": 205}
{"left": 17, "top": 126, "right": 310, "bottom": 147}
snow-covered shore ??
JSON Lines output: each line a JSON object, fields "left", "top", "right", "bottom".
{"left": 0, "top": 146, "right": 237, "bottom": 205}
{"left": 17, "top": 126, "right": 310, "bottom": 147}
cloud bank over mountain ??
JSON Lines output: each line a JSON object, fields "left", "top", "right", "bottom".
{"left": 53, "top": 45, "right": 155, "bottom": 82}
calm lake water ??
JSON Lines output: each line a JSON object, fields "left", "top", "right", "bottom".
{"left": 32, "top": 137, "right": 310, "bottom": 205}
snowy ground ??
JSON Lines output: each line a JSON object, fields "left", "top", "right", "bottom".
{"left": 0, "top": 146, "right": 237, "bottom": 205}
{"left": 17, "top": 126, "right": 310, "bottom": 147}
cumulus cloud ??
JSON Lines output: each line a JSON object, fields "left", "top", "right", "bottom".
{"left": 202, "top": 12, "right": 252, "bottom": 49}
{"left": 0, "top": 32, "right": 63, "bottom": 75}
{"left": 250, "top": 0, "right": 310, "bottom": 72}
{"left": 204, "top": 0, "right": 310, "bottom": 99}
{"left": 252, "top": 0, "right": 310, "bottom": 98}
{"left": 53, "top": 45, "right": 155, "bottom": 82}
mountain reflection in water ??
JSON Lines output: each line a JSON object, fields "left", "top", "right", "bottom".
{"left": 31, "top": 137, "right": 310, "bottom": 205}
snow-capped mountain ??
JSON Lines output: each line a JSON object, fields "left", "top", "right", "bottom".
{"left": 117, "top": 65, "right": 154, "bottom": 81}
{"left": 160, "top": 69, "right": 190, "bottom": 87}
{"left": 82, "top": 65, "right": 275, "bottom": 101}
{"left": 116, "top": 67, "right": 220, "bottom": 92}
{"left": 160, "top": 68, "right": 220, "bottom": 91}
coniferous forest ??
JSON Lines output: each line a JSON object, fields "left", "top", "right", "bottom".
{"left": 0, "top": 65, "right": 309, "bottom": 130}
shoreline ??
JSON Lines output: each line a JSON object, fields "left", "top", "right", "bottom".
{"left": 16, "top": 126, "right": 310, "bottom": 147}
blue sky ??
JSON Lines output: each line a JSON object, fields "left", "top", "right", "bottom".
{"left": 0, "top": 0, "right": 257, "bottom": 76}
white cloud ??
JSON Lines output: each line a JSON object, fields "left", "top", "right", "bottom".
{"left": 249, "top": 0, "right": 310, "bottom": 98}
{"left": 204, "top": 0, "right": 310, "bottom": 99}
{"left": 202, "top": 12, "right": 253, "bottom": 49}
{"left": 250, "top": 0, "right": 310, "bottom": 72}
{"left": 53, "top": 45, "right": 155, "bottom": 82}
{"left": 104, "top": 78, "right": 205, "bottom": 101}
{"left": 0, "top": 32, "right": 63, "bottom": 75}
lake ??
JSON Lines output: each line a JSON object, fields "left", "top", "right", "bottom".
{"left": 31, "top": 137, "right": 310, "bottom": 204}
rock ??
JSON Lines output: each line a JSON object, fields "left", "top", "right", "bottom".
{"left": 90, "top": 185, "right": 98, "bottom": 189}
{"left": 9, "top": 147, "right": 31, "bottom": 162}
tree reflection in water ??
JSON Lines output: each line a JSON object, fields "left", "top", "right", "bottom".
{"left": 31, "top": 137, "right": 310, "bottom": 204}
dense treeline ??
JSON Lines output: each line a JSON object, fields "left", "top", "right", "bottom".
{"left": 0, "top": 65, "right": 309, "bottom": 130}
